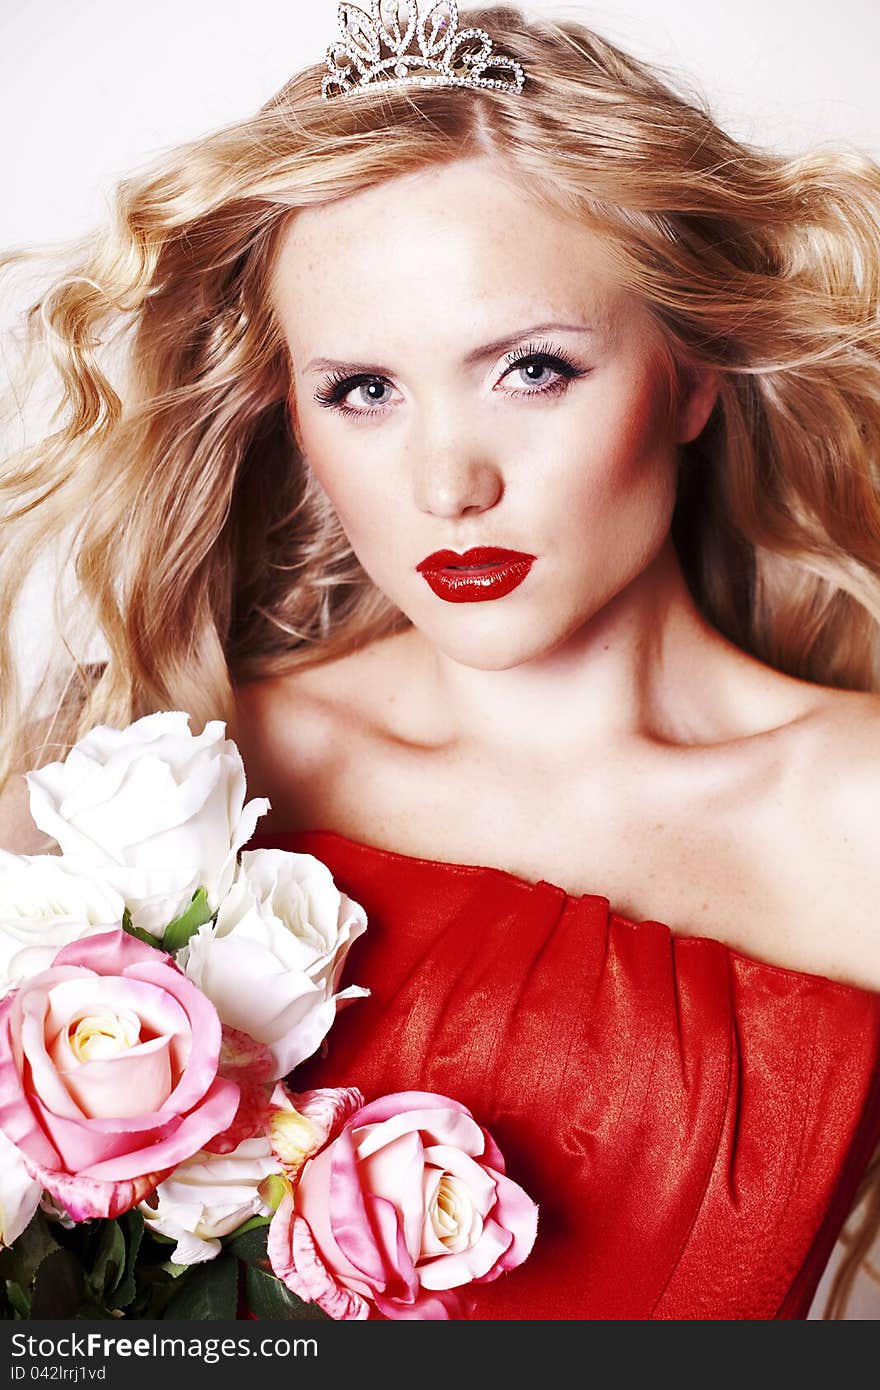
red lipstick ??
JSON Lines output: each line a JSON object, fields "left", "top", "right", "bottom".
{"left": 415, "top": 546, "right": 537, "bottom": 603}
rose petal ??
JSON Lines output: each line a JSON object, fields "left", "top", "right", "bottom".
{"left": 420, "top": 1144, "right": 498, "bottom": 1216}
{"left": 362, "top": 1191, "right": 419, "bottom": 1303}
{"left": 0, "top": 1005, "right": 64, "bottom": 1168}
{"left": 419, "top": 1166, "right": 449, "bottom": 1258}
{"left": 0, "top": 1129, "right": 42, "bottom": 1247}
{"left": 353, "top": 1105, "right": 487, "bottom": 1161}
{"left": 141, "top": 1135, "right": 278, "bottom": 1261}
{"left": 473, "top": 1169, "right": 540, "bottom": 1281}
{"left": 57, "top": 1035, "right": 173, "bottom": 1119}
{"left": 79, "top": 1076, "right": 240, "bottom": 1179}
{"left": 268, "top": 1086, "right": 363, "bottom": 1177}
{"left": 293, "top": 1145, "right": 376, "bottom": 1296}
{"left": 44, "top": 975, "right": 190, "bottom": 1052}
{"left": 267, "top": 1192, "right": 369, "bottom": 1320}
{"left": 358, "top": 1129, "right": 429, "bottom": 1262}
{"left": 285, "top": 1087, "right": 364, "bottom": 1146}
{"left": 23, "top": 1153, "right": 167, "bottom": 1222}
{"left": 344, "top": 1092, "right": 473, "bottom": 1130}
{"left": 373, "top": 1285, "right": 462, "bottom": 1320}
{"left": 418, "top": 1213, "right": 512, "bottom": 1289}
{"left": 183, "top": 932, "right": 322, "bottom": 1075}
{"left": 122, "top": 961, "right": 223, "bottom": 1115}
{"left": 51, "top": 929, "right": 167, "bottom": 975}
{"left": 29, "top": 1093, "right": 176, "bottom": 1173}
{"left": 420, "top": 1169, "right": 482, "bottom": 1255}
{"left": 19, "top": 991, "right": 87, "bottom": 1120}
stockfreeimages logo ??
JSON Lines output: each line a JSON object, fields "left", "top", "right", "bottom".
{"left": 10, "top": 1332, "right": 318, "bottom": 1367}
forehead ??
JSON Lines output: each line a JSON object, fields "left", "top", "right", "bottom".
{"left": 270, "top": 156, "right": 626, "bottom": 341}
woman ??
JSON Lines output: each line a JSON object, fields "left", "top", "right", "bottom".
{"left": 1, "top": 3, "right": 879, "bottom": 1318}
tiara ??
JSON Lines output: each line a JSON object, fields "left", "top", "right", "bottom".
{"left": 321, "top": 1, "right": 527, "bottom": 99}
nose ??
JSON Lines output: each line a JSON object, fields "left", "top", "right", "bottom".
{"left": 411, "top": 432, "right": 504, "bottom": 519}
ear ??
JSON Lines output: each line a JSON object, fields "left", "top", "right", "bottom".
{"left": 674, "top": 363, "right": 719, "bottom": 445}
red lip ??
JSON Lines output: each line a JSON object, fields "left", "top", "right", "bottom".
{"left": 415, "top": 547, "right": 537, "bottom": 604}
{"left": 416, "top": 547, "right": 536, "bottom": 572}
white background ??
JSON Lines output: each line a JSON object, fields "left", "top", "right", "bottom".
{"left": 2, "top": 0, "right": 879, "bottom": 1318}
{"left": 1, "top": 0, "right": 878, "bottom": 250}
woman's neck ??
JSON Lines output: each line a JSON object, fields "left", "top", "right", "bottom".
{"left": 407, "top": 537, "right": 813, "bottom": 759}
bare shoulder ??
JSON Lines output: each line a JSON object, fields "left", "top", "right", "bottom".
{"left": 789, "top": 686, "right": 880, "bottom": 817}
{"left": 0, "top": 770, "right": 56, "bottom": 854}
{"left": 230, "top": 635, "right": 411, "bottom": 835}
{"left": 780, "top": 687, "right": 880, "bottom": 992}
{"left": 231, "top": 671, "right": 339, "bottom": 835}
{"left": 0, "top": 716, "right": 60, "bottom": 855}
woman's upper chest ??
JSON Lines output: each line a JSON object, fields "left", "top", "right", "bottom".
{"left": 233, "top": 670, "right": 879, "bottom": 990}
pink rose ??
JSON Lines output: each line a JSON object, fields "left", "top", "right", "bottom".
{"left": 0, "top": 929, "right": 239, "bottom": 1221}
{"left": 267, "top": 1090, "right": 538, "bottom": 1320}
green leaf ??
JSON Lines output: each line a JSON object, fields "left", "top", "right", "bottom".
{"left": 223, "top": 1223, "right": 270, "bottom": 1264}
{"left": 6, "top": 1280, "right": 31, "bottom": 1318}
{"left": 30, "top": 1248, "right": 85, "bottom": 1318}
{"left": 87, "top": 1220, "right": 126, "bottom": 1299}
{"left": 122, "top": 907, "right": 167, "bottom": 951}
{"left": 163, "top": 1254, "right": 238, "bottom": 1320}
{"left": 144, "top": 1228, "right": 177, "bottom": 1246}
{"left": 162, "top": 887, "right": 215, "bottom": 952}
{"left": 244, "top": 1264, "right": 330, "bottom": 1321}
{"left": 73, "top": 1301, "right": 121, "bottom": 1321}
{"left": 109, "top": 1209, "right": 144, "bottom": 1309}
{"left": 125, "top": 925, "right": 168, "bottom": 949}
{"left": 0, "top": 1210, "right": 61, "bottom": 1287}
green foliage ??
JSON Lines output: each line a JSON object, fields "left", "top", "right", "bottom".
{"left": 162, "top": 888, "right": 215, "bottom": 951}
{"left": 244, "top": 1265, "right": 330, "bottom": 1320}
{"left": 0, "top": 1210, "right": 61, "bottom": 1289}
{"left": 120, "top": 906, "right": 167, "bottom": 951}
{"left": 230, "top": 1225, "right": 328, "bottom": 1319}
{"left": 30, "top": 1249, "right": 85, "bottom": 1318}
{"left": 223, "top": 1222, "right": 272, "bottom": 1263}
{"left": 164, "top": 1255, "right": 238, "bottom": 1320}
{"left": 111, "top": 1211, "right": 145, "bottom": 1309}
{"left": 1, "top": 1204, "right": 328, "bottom": 1321}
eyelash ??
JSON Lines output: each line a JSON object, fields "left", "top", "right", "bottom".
{"left": 312, "top": 338, "right": 589, "bottom": 418}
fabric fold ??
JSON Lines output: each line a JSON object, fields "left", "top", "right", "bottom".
{"left": 247, "top": 825, "right": 880, "bottom": 1320}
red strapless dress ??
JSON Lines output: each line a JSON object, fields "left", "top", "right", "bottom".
{"left": 247, "top": 826, "right": 880, "bottom": 1320}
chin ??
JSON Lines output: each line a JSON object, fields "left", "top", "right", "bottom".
{"left": 420, "top": 620, "right": 567, "bottom": 672}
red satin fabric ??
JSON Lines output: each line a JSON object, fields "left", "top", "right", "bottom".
{"left": 248, "top": 826, "right": 880, "bottom": 1320}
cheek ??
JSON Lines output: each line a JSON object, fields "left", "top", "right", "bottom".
{"left": 559, "top": 366, "right": 677, "bottom": 518}
{"left": 297, "top": 422, "right": 410, "bottom": 594}
{"left": 297, "top": 412, "right": 386, "bottom": 536}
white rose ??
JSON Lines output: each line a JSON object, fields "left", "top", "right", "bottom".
{"left": 139, "top": 1136, "right": 280, "bottom": 1265}
{"left": 0, "top": 1129, "right": 41, "bottom": 1249}
{"left": 180, "top": 849, "right": 368, "bottom": 1079}
{"left": 25, "top": 711, "right": 270, "bottom": 938}
{"left": 0, "top": 851, "right": 123, "bottom": 992}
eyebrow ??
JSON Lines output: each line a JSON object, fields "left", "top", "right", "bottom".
{"left": 303, "top": 321, "right": 597, "bottom": 376}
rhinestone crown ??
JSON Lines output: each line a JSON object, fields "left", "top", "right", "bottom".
{"left": 322, "top": 0, "right": 527, "bottom": 99}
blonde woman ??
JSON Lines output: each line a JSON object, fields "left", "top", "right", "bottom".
{"left": 2, "top": 3, "right": 879, "bottom": 1318}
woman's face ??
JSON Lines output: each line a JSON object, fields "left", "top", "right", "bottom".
{"left": 270, "top": 156, "right": 716, "bottom": 671}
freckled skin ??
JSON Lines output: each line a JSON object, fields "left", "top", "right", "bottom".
{"left": 239, "top": 157, "right": 880, "bottom": 993}
{"left": 270, "top": 155, "right": 715, "bottom": 672}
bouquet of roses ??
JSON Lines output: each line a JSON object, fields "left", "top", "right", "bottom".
{"left": 0, "top": 712, "right": 538, "bottom": 1320}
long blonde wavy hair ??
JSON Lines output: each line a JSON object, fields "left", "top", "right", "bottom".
{"left": 1, "top": 5, "right": 879, "bottom": 1316}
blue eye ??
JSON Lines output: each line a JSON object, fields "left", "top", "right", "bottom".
{"left": 498, "top": 348, "right": 585, "bottom": 396}
{"left": 313, "top": 373, "right": 394, "bottom": 416}
{"left": 312, "top": 340, "right": 588, "bottom": 419}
